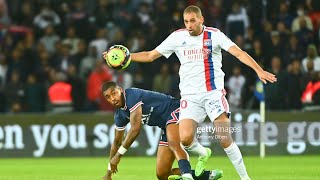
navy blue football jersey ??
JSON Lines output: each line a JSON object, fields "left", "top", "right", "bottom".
{"left": 114, "top": 88, "right": 180, "bottom": 130}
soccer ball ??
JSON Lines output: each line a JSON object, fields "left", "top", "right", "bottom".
{"left": 104, "top": 45, "right": 131, "bottom": 70}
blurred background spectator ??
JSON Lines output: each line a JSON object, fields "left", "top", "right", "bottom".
{"left": 48, "top": 71, "right": 73, "bottom": 113}
{"left": 0, "top": 0, "right": 319, "bottom": 113}
{"left": 226, "top": 66, "right": 246, "bottom": 110}
{"left": 152, "top": 63, "right": 172, "bottom": 94}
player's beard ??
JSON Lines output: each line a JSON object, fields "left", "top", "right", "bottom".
{"left": 189, "top": 25, "right": 202, "bottom": 36}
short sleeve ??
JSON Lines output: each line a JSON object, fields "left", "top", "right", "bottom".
{"left": 155, "top": 32, "right": 177, "bottom": 58}
{"left": 216, "top": 31, "right": 236, "bottom": 51}
{"left": 114, "top": 110, "right": 129, "bottom": 131}
{"left": 125, "top": 89, "right": 144, "bottom": 113}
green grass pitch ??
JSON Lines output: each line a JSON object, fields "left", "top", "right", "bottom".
{"left": 0, "top": 156, "right": 319, "bottom": 180}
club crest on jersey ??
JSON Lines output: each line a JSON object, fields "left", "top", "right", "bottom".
{"left": 203, "top": 39, "right": 212, "bottom": 46}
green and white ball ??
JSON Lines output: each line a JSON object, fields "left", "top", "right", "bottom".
{"left": 105, "top": 45, "right": 131, "bottom": 70}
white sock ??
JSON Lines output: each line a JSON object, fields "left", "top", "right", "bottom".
{"left": 182, "top": 173, "right": 194, "bottom": 179}
{"left": 185, "top": 141, "right": 207, "bottom": 157}
{"left": 224, "top": 142, "right": 250, "bottom": 179}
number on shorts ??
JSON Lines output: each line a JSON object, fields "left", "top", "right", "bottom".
{"left": 181, "top": 100, "right": 187, "bottom": 109}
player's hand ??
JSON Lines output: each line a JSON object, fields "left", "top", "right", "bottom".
{"left": 109, "top": 163, "right": 118, "bottom": 174}
{"left": 110, "top": 154, "right": 121, "bottom": 173}
{"left": 257, "top": 70, "right": 277, "bottom": 84}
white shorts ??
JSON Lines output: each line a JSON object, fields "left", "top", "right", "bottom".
{"left": 179, "top": 89, "right": 230, "bottom": 123}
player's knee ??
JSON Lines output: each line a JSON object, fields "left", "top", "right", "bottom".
{"left": 156, "top": 168, "right": 170, "bottom": 180}
{"left": 168, "top": 141, "right": 181, "bottom": 152}
{"left": 180, "top": 134, "right": 194, "bottom": 146}
{"left": 181, "top": 136, "right": 193, "bottom": 146}
{"left": 156, "top": 173, "right": 168, "bottom": 180}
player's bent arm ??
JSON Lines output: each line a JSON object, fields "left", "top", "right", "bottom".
{"left": 109, "top": 129, "right": 125, "bottom": 160}
{"left": 105, "top": 129, "right": 124, "bottom": 177}
{"left": 131, "top": 49, "right": 162, "bottom": 63}
{"left": 108, "top": 106, "right": 142, "bottom": 172}
{"left": 120, "top": 105, "right": 142, "bottom": 151}
{"left": 228, "top": 45, "right": 264, "bottom": 73}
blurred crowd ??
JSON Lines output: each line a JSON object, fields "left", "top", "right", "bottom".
{"left": 0, "top": 0, "right": 319, "bottom": 113}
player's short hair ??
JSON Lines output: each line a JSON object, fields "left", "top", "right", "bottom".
{"left": 101, "top": 81, "right": 117, "bottom": 93}
{"left": 183, "top": 5, "right": 202, "bottom": 17}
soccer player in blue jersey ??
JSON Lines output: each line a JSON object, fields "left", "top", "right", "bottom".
{"left": 101, "top": 81, "right": 223, "bottom": 180}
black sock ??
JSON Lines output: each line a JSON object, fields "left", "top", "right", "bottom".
{"left": 178, "top": 159, "right": 192, "bottom": 174}
{"left": 191, "top": 170, "right": 210, "bottom": 180}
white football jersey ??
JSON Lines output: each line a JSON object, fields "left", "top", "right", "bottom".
{"left": 156, "top": 26, "right": 235, "bottom": 95}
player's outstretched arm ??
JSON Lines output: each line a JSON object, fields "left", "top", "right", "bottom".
{"left": 228, "top": 45, "right": 277, "bottom": 84}
{"left": 131, "top": 49, "right": 162, "bottom": 63}
{"left": 108, "top": 106, "right": 142, "bottom": 173}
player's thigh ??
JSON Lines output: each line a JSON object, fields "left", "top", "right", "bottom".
{"left": 179, "top": 98, "right": 207, "bottom": 124}
{"left": 179, "top": 98, "right": 206, "bottom": 145}
{"left": 166, "top": 123, "right": 182, "bottom": 149}
{"left": 166, "top": 123, "right": 180, "bottom": 141}
{"left": 156, "top": 145, "right": 175, "bottom": 176}
{"left": 204, "top": 90, "right": 230, "bottom": 122}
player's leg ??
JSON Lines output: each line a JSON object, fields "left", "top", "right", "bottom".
{"left": 157, "top": 128, "right": 191, "bottom": 179}
{"left": 156, "top": 144, "right": 176, "bottom": 180}
{"left": 161, "top": 111, "right": 193, "bottom": 180}
{"left": 161, "top": 152, "right": 223, "bottom": 180}
{"left": 205, "top": 90, "right": 250, "bottom": 180}
{"left": 214, "top": 113, "right": 250, "bottom": 180}
{"left": 166, "top": 123, "right": 223, "bottom": 180}
{"left": 179, "top": 98, "right": 211, "bottom": 176}
{"left": 166, "top": 123, "right": 193, "bottom": 179}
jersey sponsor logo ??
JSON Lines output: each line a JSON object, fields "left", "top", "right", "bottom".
{"left": 141, "top": 107, "right": 154, "bottom": 124}
{"left": 183, "top": 48, "right": 212, "bottom": 61}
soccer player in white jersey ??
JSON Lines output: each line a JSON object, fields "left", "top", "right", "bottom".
{"left": 108, "top": 5, "right": 277, "bottom": 180}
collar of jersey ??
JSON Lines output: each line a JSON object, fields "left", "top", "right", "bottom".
{"left": 121, "top": 90, "right": 127, "bottom": 110}
{"left": 201, "top": 25, "right": 205, "bottom": 34}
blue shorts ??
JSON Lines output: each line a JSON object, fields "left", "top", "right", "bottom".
{"left": 159, "top": 107, "right": 180, "bottom": 146}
